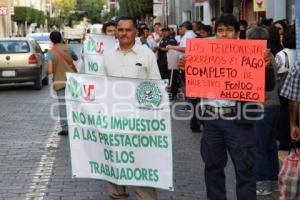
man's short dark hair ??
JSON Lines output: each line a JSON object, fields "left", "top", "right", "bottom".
{"left": 179, "top": 21, "right": 193, "bottom": 30}
{"left": 154, "top": 22, "right": 161, "bottom": 27}
{"left": 215, "top": 14, "right": 239, "bottom": 33}
{"left": 246, "top": 27, "right": 269, "bottom": 40}
{"left": 200, "top": 24, "right": 212, "bottom": 34}
{"left": 142, "top": 27, "right": 150, "bottom": 32}
{"left": 102, "top": 21, "right": 116, "bottom": 33}
{"left": 50, "top": 31, "right": 62, "bottom": 44}
{"left": 116, "top": 16, "right": 137, "bottom": 28}
{"left": 239, "top": 20, "right": 248, "bottom": 29}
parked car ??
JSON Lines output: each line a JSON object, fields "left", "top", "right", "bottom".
{"left": 27, "top": 33, "right": 52, "bottom": 53}
{"left": 0, "top": 38, "right": 48, "bottom": 89}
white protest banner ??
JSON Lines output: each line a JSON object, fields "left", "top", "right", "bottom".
{"left": 83, "top": 34, "right": 117, "bottom": 75}
{"left": 66, "top": 73, "right": 173, "bottom": 191}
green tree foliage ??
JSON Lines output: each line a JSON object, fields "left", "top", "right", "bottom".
{"left": 76, "top": 0, "right": 105, "bottom": 23}
{"left": 52, "top": 0, "right": 77, "bottom": 18}
{"left": 12, "top": 7, "right": 46, "bottom": 25}
{"left": 48, "top": 16, "right": 63, "bottom": 27}
{"left": 12, "top": 7, "right": 33, "bottom": 24}
{"left": 119, "top": 0, "right": 153, "bottom": 20}
{"left": 101, "top": 8, "right": 117, "bottom": 22}
{"left": 36, "top": 11, "right": 45, "bottom": 26}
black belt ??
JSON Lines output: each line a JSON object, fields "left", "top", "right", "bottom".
{"left": 205, "top": 105, "right": 236, "bottom": 115}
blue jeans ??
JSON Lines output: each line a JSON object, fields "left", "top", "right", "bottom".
{"left": 254, "top": 106, "right": 280, "bottom": 189}
{"left": 56, "top": 89, "right": 68, "bottom": 131}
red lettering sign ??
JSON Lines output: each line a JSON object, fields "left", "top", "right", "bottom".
{"left": 185, "top": 38, "right": 266, "bottom": 102}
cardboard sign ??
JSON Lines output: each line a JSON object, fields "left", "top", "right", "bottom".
{"left": 66, "top": 73, "right": 173, "bottom": 191}
{"left": 83, "top": 34, "right": 117, "bottom": 75}
{"left": 185, "top": 38, "right": 267, "bottom": 102}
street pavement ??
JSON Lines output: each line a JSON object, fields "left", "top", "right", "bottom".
{"left": 0, "top": 43, "right": 277, "bottom": 200}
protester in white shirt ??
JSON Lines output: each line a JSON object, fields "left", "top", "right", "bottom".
{"left": 102, "top": 16, "right": 161, "bottom": 200}
{"left": 166, "top": 21, "right": 197, "bottom": 52}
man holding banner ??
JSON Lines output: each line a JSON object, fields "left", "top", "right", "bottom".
{"left": 101, "top": 16, "right": 161, "bottom": 200}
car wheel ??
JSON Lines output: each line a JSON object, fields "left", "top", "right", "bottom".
{"left": 42, "top": 75, "right": 49, "bottom": 85}
{"left": 34, "top": 69, "right": 42, "bottom": 90}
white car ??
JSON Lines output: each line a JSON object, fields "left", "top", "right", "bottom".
{"left": 0, "top": 37, "right": 48, "bottom": 89}
{"left": 27, "top": 33, "right": 52, "bottom": 53}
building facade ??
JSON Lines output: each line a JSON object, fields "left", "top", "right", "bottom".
{"left": 158, "top": 0, "right": 294, "bottom": 29}
{"left": 158, "top": 0, "right": 212, "bottom": 26}
{"left": 0, "top": 0, "right": 13, "bottom": 37}
{"left": 226, "top": 0, "right": 291, "bottom": 26}
{"left": 0, "top": 0, "right": 55, "bottom": 37}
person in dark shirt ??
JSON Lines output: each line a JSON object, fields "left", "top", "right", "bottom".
{"left": 157, "top": 27, "right": 178, "bottom": 79}
{"left": 157, "top": 27, "right": 179, "bottom": 100}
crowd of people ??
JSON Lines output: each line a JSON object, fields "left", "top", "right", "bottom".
{"left": 46, "top": 13, "right": 299, "bottom": 200}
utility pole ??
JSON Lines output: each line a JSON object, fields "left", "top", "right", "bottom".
{"left": 163, "top": 0, "right": 168, "bottom": 26}
{"left": 165, "top": 0, "right": 168, "bottom": 26}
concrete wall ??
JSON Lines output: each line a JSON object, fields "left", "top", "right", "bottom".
{"left": 167, "top": 0, "right": 193, "bottom": 25}
{"left": 0, "top": 0, "right": 13, "bottom": 37}
{"left": 266, "top": 0, "right": 286, "bottom": 21}
{"left": 287, "top": 0, "right": 295, "bottom": 23}
{"left": 193, "top": 1, "right": 212, "bottom": 25}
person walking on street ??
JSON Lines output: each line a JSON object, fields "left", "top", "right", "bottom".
{"left": 102, "top": 16, "right": 161, "bottom": 200}
{"left": 46, "top": 31, "right": 78, "bottom": 136}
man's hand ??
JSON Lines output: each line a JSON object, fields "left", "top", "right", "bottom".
{"left": 291, "top": 125, "right": 300, "bottom": 141}
{"left": 290, "top": 100, "right": 300, "bottom": 140}
{"left": 166, "top": 45, "right": 175, "bottom": 50}
{"left": 178, "top": 56, "right": 186, "bottom": 71}
{"left": 165, "top": 85, "right": 171, "bottom": 93}
{"left": 264, "top": 49, "right": 272, "bottom": 69}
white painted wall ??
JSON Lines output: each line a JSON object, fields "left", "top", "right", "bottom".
{"left": 194, "top": 1, "right": 212, "bottom": 25}
{"left": 266, "top": 0, "right": 286, "bottom": 21}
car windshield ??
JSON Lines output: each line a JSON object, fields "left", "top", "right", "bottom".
{"left": 27, "top": 34, "right": 50, "bottom": 42}
{"left": 0, "top": 41, "right": 30, "bottom": 54}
